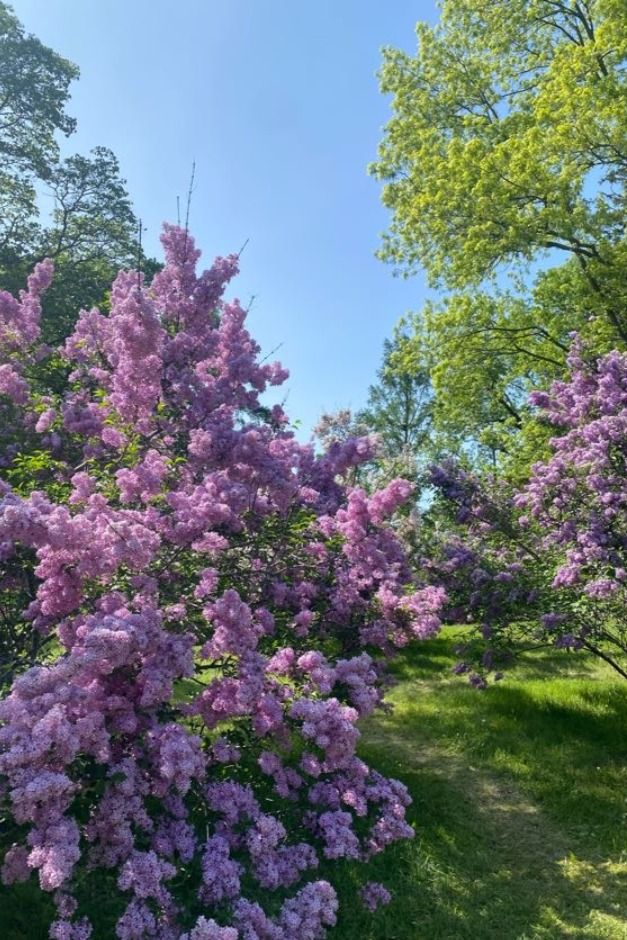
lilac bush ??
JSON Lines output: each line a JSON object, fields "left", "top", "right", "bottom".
{"left": 416, "top": 461, "right": 547, "bottom": 685}
{"left": 517, "top": 340, "right": 627, "bottom": 676}
{"left": 0, "top": 226, "right": 443, "bottom": 937}
{"left": 421, "top": 340, "right": 627, "bottom": 683}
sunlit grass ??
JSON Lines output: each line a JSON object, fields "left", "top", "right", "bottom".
{"left": 330, "top": 628, "right": 627, "bottom": 938}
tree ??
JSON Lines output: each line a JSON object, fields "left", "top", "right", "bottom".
{"left": 0, "top": 226, "right": 444, "bottom": 937}
{"left": 360, "top": 331, "right": 432, "bottom": 459}
{"left": 0, "top": 1, "right": 77, "bottom": 277}
{"left": 0, "top": 2, "right": 156, "bottom": 342}
{"left": 40, "top": 146, "right": 160, "bottom": 342}
{"left": 395, "top": 292, "right": 568, "bottom": 464}
{"left": 0, "top": 3, "right": 77, "bottom": 174}
{"left": 371, "top": 0, "right": 627, "bottom": 461}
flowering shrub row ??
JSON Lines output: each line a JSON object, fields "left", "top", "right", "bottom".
{"left": 416, "top": 341, "right": 627, "bottom": 684}
{"left": 0, "top": 226, "right": 444, "bottom": 938}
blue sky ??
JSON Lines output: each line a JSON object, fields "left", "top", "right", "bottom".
{"left": 13, "top": 0, "right": 438, "bottom": 435}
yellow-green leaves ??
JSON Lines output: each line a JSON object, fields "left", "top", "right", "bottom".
{"left": 371, "top": 0, "right": 627, "bottom": 292}
{"left": 371, "top": 0, "right": 627, "bottom": 473}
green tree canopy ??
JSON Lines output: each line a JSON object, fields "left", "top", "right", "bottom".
{"left": 0, "top": 1, "right": 77, "bottom": 268}
{"left": 40, "top": 147, "right": 158, "bottom": 341}
{"left": 371, "top": 0, "right": 627, "bottom": 464}
{"left": 0, "top": 2, "right": 77, "bottom": 175}
{"left": 0, "top": 2, "right": 156, "bottom": 339}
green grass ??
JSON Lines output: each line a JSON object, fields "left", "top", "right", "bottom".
{"left": 330, "top": 629, "right": 627, "bottom": 939}
{"left": 2, "top": 630, "right": 626, "bottom": 938}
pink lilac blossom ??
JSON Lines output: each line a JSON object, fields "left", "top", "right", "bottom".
{"left": 422, "top": 340, "right": 627, "bottom": 683}
{"left": 182, "top": 918, "right": 238, "bottom": 940}
{"left": 0, "top": 226, "right": 443, "bottom": 937}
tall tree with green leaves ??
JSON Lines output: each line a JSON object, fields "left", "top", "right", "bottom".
{"left": 359, "top": 330, "right": 432, "bottom": 461}
{"left": 40, "top": 147, "right": 160, "bottom": 341}
{"left": 371, "top": 0, "right": 627, "bottom": 462}
{"left": 0, "top": 2, "right": 155, "bottom": 339}
{"left": 0, "top": 1, "right": 77, "bottom": 275}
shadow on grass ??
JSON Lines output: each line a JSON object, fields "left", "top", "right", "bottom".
{"left": 390, "top": 630, "right": 615, "bottom": 685}
{"left": 332, "top": 737, "right": 626, "bottom": 939}
{"left": 385, "top": 662, "right": 627, "bottom": 854}
{"left": 329, "top": 631, "right": 627, "bottom": 938}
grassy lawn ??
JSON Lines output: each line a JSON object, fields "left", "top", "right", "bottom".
{"left": 2, "top": 629, "right": 626, "bottom": 938}
{"left": 331, "top": 628, "right": 627, "bottom": 939}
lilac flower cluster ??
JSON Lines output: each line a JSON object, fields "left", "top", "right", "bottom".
{"left": 0, "top": 259, "right": 53, "bottom": 409}
{"left": 516, "top": 341, "right": 627, "bottom": 674}
{"left": 359, "top": 881, "right": 391, "bottom": 912}
{"left": 0, "top": 225, "right": 443, "bottom": 936}
{"left": 412, "top": 462, "right": 544, "bottom": 683}
{"left": 418, "top": 341, "right": 627, "bottom": 682}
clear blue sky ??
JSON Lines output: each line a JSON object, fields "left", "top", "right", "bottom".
{"left": 13, "top": 0, "right": 438, "bottom": 436}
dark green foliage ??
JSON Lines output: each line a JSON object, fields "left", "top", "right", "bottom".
{"left": 358, "top": 334, "right": 432, "bottom": 459}
{"left": 0, "top": 2, "right": 157, "bottom": 341}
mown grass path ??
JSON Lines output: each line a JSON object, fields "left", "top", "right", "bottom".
{"left": 332, "top": 630, "right": 627, "bottom": 939}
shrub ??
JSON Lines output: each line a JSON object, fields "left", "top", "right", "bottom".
{"left": 419, "top": 341, "right": 627, "bottom": 684}
{"left": 0, "top": 225, "right": 443, "bottom": 938}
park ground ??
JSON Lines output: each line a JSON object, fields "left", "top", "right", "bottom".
{"left": 333, "top": 628, "right": 627, "bottom": 939}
